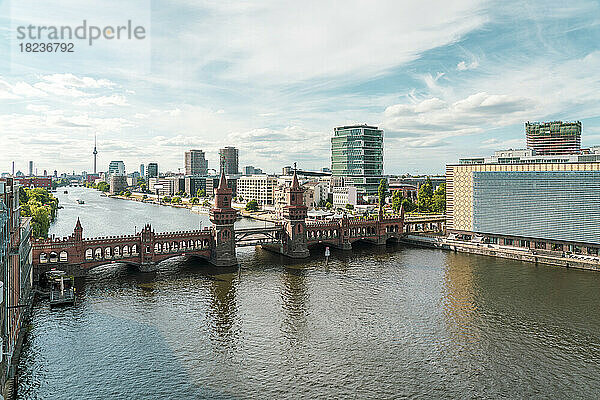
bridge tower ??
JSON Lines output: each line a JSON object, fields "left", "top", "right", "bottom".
{"left": 209, "top": 173, "right": 238, "bottom": 267}
{"left": 140, "top": 224, "right": 155, "bottom": 268}
{"left": 71, "top": 217, "right": 85, "bottom": 264}
{"left": 281, "top": 170, "right": 309, "bottom": 258}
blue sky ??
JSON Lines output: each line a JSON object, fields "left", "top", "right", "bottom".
{"left": 0, "top": 0, "right": 599, "bottom": 175}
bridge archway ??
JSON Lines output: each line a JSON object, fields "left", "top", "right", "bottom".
{"left": 85, "top": 248, "right": 93, "bottom": 260}
{"left": 49, "top": 252, "right": 58, "bottom": 263}
{"left": 59, "top": 251, "right": 68, "bottom": 262}
{"left": 39, "top": 253, "right": 48, "bottom": 264}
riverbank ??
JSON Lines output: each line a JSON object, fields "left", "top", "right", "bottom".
{"left": 403, "top": 234, "right": 600, "bottom": 272}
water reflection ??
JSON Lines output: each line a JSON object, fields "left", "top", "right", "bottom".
{"left": 279, "top": 267, "right": 309, "bottom": 347}
{"left": 442, "top": 253, "right": 479, "bottom": 341}
{"left": 206, "top": 270, "right": 239, "bottom": 350}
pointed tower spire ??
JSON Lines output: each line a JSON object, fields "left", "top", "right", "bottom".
{"left": 291, "top": 162, "right": 300, "bottom": 189}
{"left": 75, "top": 217, "right": 82, "bottom": 230}
{"left": 218, "top": 171, "right": 228, "bottom": 190}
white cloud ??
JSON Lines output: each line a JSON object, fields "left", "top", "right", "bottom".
{"left": 76, "top": 95, "right": 129, "bottom": 107}
{"left": 457, "top": 60, "right": 479, "bottom": 71}
{"left": 154, "top": 0, "right": 486, "bottom": 82}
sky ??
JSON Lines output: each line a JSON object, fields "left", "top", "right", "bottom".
{"left": 0, "top": 0, "right": 599, "bottom": 176}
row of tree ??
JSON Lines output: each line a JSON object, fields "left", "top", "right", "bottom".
{"left": 19, "top": 187, "right": 59, "bottom": 238}
{"left": 379, "top": 177, "right": 446, "bottom": 214}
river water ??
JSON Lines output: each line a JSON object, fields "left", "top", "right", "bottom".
{"left": 17, "top": 187, "right": 600, "bottom": 399}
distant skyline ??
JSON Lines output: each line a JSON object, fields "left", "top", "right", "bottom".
{"left": 1, "top": 0, "right": 600, "bottom": 175}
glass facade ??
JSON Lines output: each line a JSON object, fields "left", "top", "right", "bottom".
{"left": 473, "top": 171, "right": 600, "bottom": 244}
{"left": 331, "top": 125, "right": 383, "bottom": 195}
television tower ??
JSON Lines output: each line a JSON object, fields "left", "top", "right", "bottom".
{"left": 93, "top": 133, "right": 98, "bottom": 174}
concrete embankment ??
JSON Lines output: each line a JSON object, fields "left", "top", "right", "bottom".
{"left": 402, "top": 235, "right": 600, "bottom": 272}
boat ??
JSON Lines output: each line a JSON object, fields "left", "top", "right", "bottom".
{"left": 64, "top": 190, "right": 68, "bottom": 194}
{"left": 77, "top": 199, "right": 85, "bottom": 204}
{"left": 45, "top": 270, "right": 76, "bottom": 307}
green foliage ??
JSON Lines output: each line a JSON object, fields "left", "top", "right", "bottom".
{"left": 162, "top": 196, "right": 171, "bottom": 203}
{"left": 431, "top": 183, "right": 446, "bottom": 214}
{"left": 142, "top": 194, "right": 148, "bottom": 201}
{"left": 19, "top": 187, "right": 58, "bottom": 238}
{"left": 345, "top": 203, "right": 354, "bottom": 210}
{"left": 245, "top": 199, "right": 259, "bottom": 212}
{"left": 124, "top": 191, "right": 132, "bottom": 197}
{"left": 190, "top": 197, "right": 199, "bottom": 204}
{"left": 137, "top": 177, "right": 146, "bottom": 186}
{"left": 417, "top": 177, "right": 434, "bottom": 212}
{"left": 171, "top": 196, "right": 182, "bottom": 204}
{"left": 196, "top": 189, "right": 206, "bottom": 198}
{"left": 176, "top": 190, "right": 186, "bottom": 197}
{"left": 378, "top": 179, "right": 388, "bottom": 208}
{"left": 202, "top": 200, "right": 211, "bottom": 207}
{"left": 325, "top": 201, "right": 333, "bottom": 209}
{"left": 392, "top": 190, "right": 403, "bottom": 213}
{"left": 96, "top": 181, "right": 109, "bottom": 192}
{"left": 401, "top": 198, "right": 416, "bottom": 212}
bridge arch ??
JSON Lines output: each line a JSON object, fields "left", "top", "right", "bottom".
{"left": 49, "top": 252, "right": 58, "bottom": 263}
{"left": 39, "top": 252, "right": 48, "bottom": 264}
{"left": 85, "top": 248, "right": 93, "bottom": 260}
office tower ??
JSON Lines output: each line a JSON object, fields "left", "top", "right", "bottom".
{"left": 147, "top": 163, "right": 158, "bottom": 178}
{"left": 331, "top": 124, "right": 384, "bottom": 196}
{"left": 185, "top": 150, "right": 208, "bottom": 175}
{"left": 140, "top": 164, "right": 145, "bottom": 177}
{"left": 108, "top": 161, "right": 126, "bottom": 176}
{"left": 28, "top": 161, "right": 33, "bottom": 176}
{"left": 219, "top": 147, "right": 239, "bottom": 175}
{"left": 447, "top": 149, "right": 600, "bottom": 255}
{"left": 525, "top": 121, "right": 581, "bottom": 155}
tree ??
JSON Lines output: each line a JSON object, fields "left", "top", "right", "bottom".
{"left": 417, "top": 177, "right": 433, "bottom": 212}
{"left": 97, "top": 181, "right": 109, "bottom": 192}
{"left": 402, "top": 198, "right": 416, "bottom": 213}
{"left": 137, "top": 177, "right": 146, "bottom": 186}
{"left": 245, "top": 199, "right": 259, "bottom": 212}
{"left": 140, "top": 183, "right": 147, "bottom": 192}
{"left": 345, "top": 203, "right": 354, "bottom": 210}
{"left": 172, "top": 196, "right": 182, "bottom": 204}
{"left": 378, "top": 178, "right": 388, "bottom": 209}
{"left": 190, "top": 197, "right": 199, "bottom": 204}
{"left": 431, "top": 183, "right": 446, "bottom": 214}
{"left": 392, "top": 190, "right": 403, "bottom": 213}
{"left": 142, "top": 194, "right": 148, "bottom": 201}
{"left": 124, "top": 190, "right": 131, "bottom": 197}
{"left": 196, "top": 189, "right": 206, "bottom": 198}
{"left": 202, "top": 200, "right": 211, "bottom": 207}
{"left": 325, "top": 201, "right": 333, "bottom": 209}
{"left": 162, "top": 196, "right": 171, "bottom": 203}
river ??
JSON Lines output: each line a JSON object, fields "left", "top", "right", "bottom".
{"left": 17, "top": 187, "right": 600, "bottom": 399}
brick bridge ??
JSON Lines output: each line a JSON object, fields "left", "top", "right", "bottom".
{"left": 32, "top": 173, "right": 445, "bottom": 277}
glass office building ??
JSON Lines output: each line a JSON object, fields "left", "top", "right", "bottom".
{"left": 446, "top": 161, "right": 600, "bottom": 254}
{"left": 331, "top": 125, "right": 383, "bottom": 196}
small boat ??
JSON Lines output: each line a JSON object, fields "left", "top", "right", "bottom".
{"left": 77, "top": 199, "right": 85, "bottom": 204}
{"left": 45, "top": 270, "right": 76, "bottom": 307}
{"left": 64, "top": 190, "right": 68, "bottom": 194}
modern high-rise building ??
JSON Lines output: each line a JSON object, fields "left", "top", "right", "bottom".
{"left": 219, "top": 147, "right": 239, "bottom": 175}
{"left": 108, "top": 161, "right": 125, "bottom": 176}
{"left": 147, "top": 163, "right": 158, "bottom": 178}
{"left": 185, "top": 150, "right": 208, "bottom": 175}
{"left": 525, "top": 121, "right": 581, "bottom": 155}
{"left": 447, "top": 149, "right": 600, "bottom": 255}
{"left": 331, "top": 124, "right": 384, "bottom": 196}
{"left": 140, "top": 164, "right": 145, "bottom": 178}
{"left": 28, "top": 161, "right": 33, "bottom": 176}
{"left": 244, "top": 166, "right": 263, "bottom": 175}
{"left": 237, "top": 175, "right": 277, "bottom": 205}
